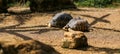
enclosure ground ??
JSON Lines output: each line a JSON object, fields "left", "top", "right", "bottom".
{"left": 0, "top": 8, "right": 120, "bottom": 54}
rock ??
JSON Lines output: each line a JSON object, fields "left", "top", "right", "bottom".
{"left": 0, "top": 36, "right": 59, "bottom": 54}
{"left": 0, "top": 36, "right": 24, "bottom": 54}
{"left": 62, "top": 31, "right": 88, "bottom": 49}
{"left": 15, "top": 40, "right": 59, "bottom": 54}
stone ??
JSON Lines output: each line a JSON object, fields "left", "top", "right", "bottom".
{"left": 62, "top": 31, "right": 88, "bottom": 49}
{"left": 0, "top": 36, "right": 59, "bottom": 54}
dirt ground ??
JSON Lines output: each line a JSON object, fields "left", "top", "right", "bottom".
{"left": 0, "top": 8, "right": 120, "bottom": 54}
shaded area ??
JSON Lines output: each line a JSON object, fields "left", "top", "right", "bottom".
{"left": 93, "top": 27, "right": 120, "bottom": 32}
{"left": 15, "top": 25, "right": 47, "bottom": 29}
{"left": 32, "top": 28, "right": 61, "bottom": 34}
{"left": 66, "top": 8, "right": 101, "bottom": 12}
{"left": 0, "top": 33, "right": 60, "bottom": 54}
{"left": 0, "top": 13, "right": 60, "bottom": 54}
{"left": 0, "top": 13, "right": 10, "bottom": 23}
{"left": 0, "top": 25, "right": 61, "bottom": 54}
{"left": 80, "top": 14, "right": 111, "bottom": 26}
{"left": 29, "top": 0, "right": 76, "bottom": 12}
{"left": 88, "top": 46, "right": 120, "bottom": 54}
{"left": 0, "top": 14, "right": 34, "bottom": 40}
{"left": 0, "top": 10, "right": 62, "bottom": 41}
{"left": 77, "top": 45, "right": 120, "bottom": 54}
{"left": 5, "top": 27, "right": 60, "bottom": 33}
{"left": 80, "top": 14, "right": 120, "bottom": 32}
{"left": 0, "top": 0, "right": 8, "bottom": 13}
{"left": 0, "top": 24, "right": 60, "bottom": 40}
{"left": 14, "top": 13, "right": 33, "bottom": 26}
{"left": 0, "top": 12, "right": 60, "bottom": 40}
{"left": 0, "top": 24, "right": 33, "bottom": 40}
{"left": 0, "top": 14, "right": 7, "bottom": 23}
{"left": 0, "top": 12, "right": 33, "bottom": 26}
{"left": 5, "top": 30, "right": 33, "bottom": 40}
{"left": 0, "top": 24, "right": 22, "bottom": 29}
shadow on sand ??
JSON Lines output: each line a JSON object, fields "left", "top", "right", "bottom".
{"left": 77, "top": 45, "right": 120, "bottom": 54}
{"left": 80, "top": 14, "right": 120, "bottom": 32}
{"left": 0, "top": 24, "right": 60, "bottom": 40}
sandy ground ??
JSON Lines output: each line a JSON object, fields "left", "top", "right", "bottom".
{"left": 0, "top": 8, "right": 120, "bottom": 54}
